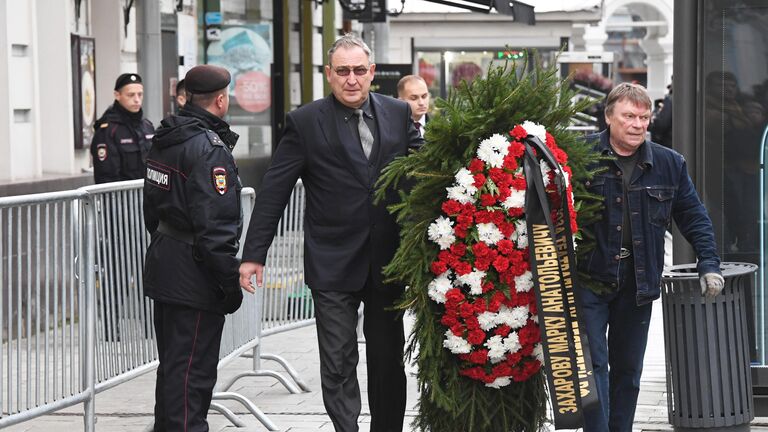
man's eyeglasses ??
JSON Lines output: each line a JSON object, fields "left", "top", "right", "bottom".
{"left": 333, "top": 66, "right": 370, "bottom": 77}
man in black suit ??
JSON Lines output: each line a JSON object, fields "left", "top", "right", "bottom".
{"left": 239, "top": 34, "right": 422, "bottom": 432}
{"left": 397, "top": 74, "right": 430, "bottom": 138}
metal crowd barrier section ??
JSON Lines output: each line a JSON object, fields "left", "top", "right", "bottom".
{"left": 217, "top": 181, "right": 312, "bottom": 398}
{"left": 81, "top": 181, "right": 159, "bottom": 394}
{"left": 0, "top": 189, "right": 96, "bottom": 430}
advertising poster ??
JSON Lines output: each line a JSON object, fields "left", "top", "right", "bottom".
{"left": 206, "top": 24, "right": 272, "bottom": 125}
{"left": 71, "top": 35, "right": 96, "bottom": 149}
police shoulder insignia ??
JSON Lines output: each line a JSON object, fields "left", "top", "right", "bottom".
{"left": 96, "top": 144, "right": 108, "bottom": 161}
{"left": 212, "top": 167, "right": 228, "bottom": 195}
{"left": 206, "top": 130, "right": 224, "bottom": 147}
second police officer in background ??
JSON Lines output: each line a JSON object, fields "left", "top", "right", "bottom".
{"left": 143, "top": 64, "right": 243, "bottom": 431}
{"left": 91, "top": 73, "right": 154, "bottom": 184}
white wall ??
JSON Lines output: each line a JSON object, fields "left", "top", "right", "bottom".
{"left": 38, "top": 0, "right": 78, "bottom": 176}
{"left": 2, "top": 1, "right": 40, "bottom": 181}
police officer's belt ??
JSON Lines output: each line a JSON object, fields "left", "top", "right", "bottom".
{"left": 157, "top": 221, "right": 194, "bottom": 245}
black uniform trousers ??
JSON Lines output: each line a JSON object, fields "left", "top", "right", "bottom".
{"left": 311, "top": 277, "right": 407, "bottom": 432}
{"left": 152, "top": 301, "right": 225, "bottom": 432}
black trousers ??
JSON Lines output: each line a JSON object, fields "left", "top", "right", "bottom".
{"left": 312, "top": 285, "right": 407, "bottom": 432}
{"left": 152, "top": 301, "right": 225, "bottom": 432}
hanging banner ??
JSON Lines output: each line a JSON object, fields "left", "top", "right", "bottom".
{"left": 523, "top": 135, "right": 598, "bottom": 429}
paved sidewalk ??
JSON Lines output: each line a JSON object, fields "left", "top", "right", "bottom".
{"left": 5, "top": 300, "right": 768, "bottom": 431}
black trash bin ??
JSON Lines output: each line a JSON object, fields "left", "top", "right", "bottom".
{"left": 661, "top": 262, "right": 757, "bottom": 430}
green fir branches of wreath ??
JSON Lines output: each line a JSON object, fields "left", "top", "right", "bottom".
{"left": 375, "top": 54, "right": 607, "bottom": 431}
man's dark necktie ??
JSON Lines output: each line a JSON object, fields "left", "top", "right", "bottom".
{"left": 354, "top": 109, "right": 373, "bottom": 159}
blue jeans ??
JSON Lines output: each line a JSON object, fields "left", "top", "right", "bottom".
{"left": 578, "top": 259, "right": 653, "bottom": 432}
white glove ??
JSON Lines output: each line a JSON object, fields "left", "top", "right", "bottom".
{"left": 700, "top": 273, "right": 724, "bottom": 297}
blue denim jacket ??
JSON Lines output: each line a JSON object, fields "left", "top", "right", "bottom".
{"left": 578, "top": 131, "right": 721, "bottom": 305}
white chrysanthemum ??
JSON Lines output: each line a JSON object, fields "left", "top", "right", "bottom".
{"left": 485, "top": 335, "right": 507, "bottom": 363}
{"left": 501, "top": 188, "right": 525, "bottom": 210}
{"left": 497, "top": 305, "right": 529, "bottom": 330}
{"left": 531, "top": 314, "right": 539, "bottom": 324}
{"left": 477, "top": 311, "right": 498, "bottom": 331}
{"left": 477, "top": 223, "right": 504, "bottom": 245}
{"left": 514, "top": 220, "right": 528, "bottom": 248}
{"left": 457, "top": 269, "right": 486, "bottom": 295}
{"left": 428, "top": 271, "right": 454, "bottom": 303}
{"left": 563, "top": 168, "right": 571, "bottom": 188}
{"left": 477, "top": 134, "right": 509, "bottom": 168}
{"left": 533, "top": 343, "right": 545, "bottom": 363}
{"left": 443, "top": 329, "right": 472, "bottom": 354}
{"left": 455, "top": 168, "right": 476, "bottom": 190}
{"left": 521, "top": 120, "right": 547, "bottom": 143}
{"left": 446, "top": 185, "right": 475, "bottom": 204}
{"left": 427, "top": 216, "right": 456, "bottom": 250}
{"left": 515, "top": 271, "right": 533, "bottom": 293}
{"left": 504, "top": 332, "right": 522, "bottom": 354}
{"left": 540, "top": 160, "right": 552, "bottom": 187}
{"left": 486, "top": 377, "right": 511, "bottom": 389}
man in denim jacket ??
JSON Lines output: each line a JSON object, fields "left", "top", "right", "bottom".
{"left": 577, "top": 82, "right": 723, "bottom": 431}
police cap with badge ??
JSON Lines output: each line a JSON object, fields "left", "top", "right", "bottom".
{"left": 114, "top": 73, "right": 142, "bottom": 91}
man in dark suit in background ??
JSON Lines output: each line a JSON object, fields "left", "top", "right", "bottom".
{"left": 397, "top": 74, "right": 430, "bottom": 138}
{"left": 239, "top": 33, "right": 422, "bottom": 432}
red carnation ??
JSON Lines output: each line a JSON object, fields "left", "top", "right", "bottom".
{"left": 445, "top": 288, "right": 465, "bottom": 304}
{"left": 430, "top": 260, "right": 448, "bottom": 275}
{"left": 438, "top": 250, "right": 458, "bottom": 265}
{"left": 475, "top": 257, "right": 491, "bottom": 271}
{"left": 473, "top": 173, "right": 487, "bottom": 188}
{"left": 511, "top": 125, "right": 528, "bottom": 139}
{"left": 450, "top": 243, "right": 467, "bottom": 256}
{"left": 497, "top": 239, "right": 514, "bottom": 255}
{"left": 511, "top": 177, "right": 527, "bottom": 191}
{"left": 489, "top": 292, "right": 507, "bottom": 312}
{"left": 503, "top": 156, "right": 519, "bottom": 171}
{"left": 468, "top": 158, "right": 485, "bottom": 173}
{"left": 467, "top": 329, "right": 486, "bottom": 345}
{"left": 441, "top": 314, "right": 459, "bottom": 327}
{"left": 472, "top": 242, "right": 491, "bottom": 257}
{"left": 459, "top": 303, "right": 475, "bottom": 319}
{"left": 473, "top": 298, "right": 488, "bottom": 313}
{"left": 454, "top": 261, "right": 472, "bottom": 275}
{"left": 518, "top": 323, "right": 541, "bottom": 345}
{"left": 508, "top": 207, "right": 524, "bottom": 218}
{"left": 480, "top": 194, "right": 496, "bottom": 207}
{"left": 481, "top": 280, "right": 495, "bottom": 293}
{"left": 450, "top": 324, "right": 465, "bottom": 337}
{"left": 442, "top": 199, "right": 462, "bottom": 215}
{"left": 493, "top": 256, "right": 510, "bottom": 272}
{"left": 495, "top": 325, "right": 512, "bottom": 337}
{"left": 509, "top": 141, "right": 525, "bottom": 158}
{"left": 474, "top": 210, "right": 492, "bottom": 224}
{"left": 454, "top": 225, "right": 468, "bottom": 239}
{"left": 468, "top": 349, "right": 489, "bottom": 365}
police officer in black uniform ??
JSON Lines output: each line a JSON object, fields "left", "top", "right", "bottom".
{"left": 91, "top": 73, "right": 154, "bottom": 183}
{"left": 142, "top": 64, "right": 243, "bottom": 431}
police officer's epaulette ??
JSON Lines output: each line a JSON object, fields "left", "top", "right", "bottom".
{"left": 205, "top": 130, "right": 226, "bottom": 147}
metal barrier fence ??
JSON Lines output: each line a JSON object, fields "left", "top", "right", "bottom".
{"left": 0, "top": 179, "right": 313, "bottom": 431}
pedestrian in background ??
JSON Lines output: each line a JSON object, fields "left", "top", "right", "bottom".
{"left": 577, "top": 82, "right": 723, "bottom": 431}
{"left": 90, "top": 73, "right": 154, "bottom": 184}
{"left": 143, "top": 64, "right": 243, "bottom": 431}
{"left": 397, "top": 74, "right": 430, "bottom": 138}
{"left": 239, "top": 33, "right": 422, "bottom": 432}
{"left": 649, "top": 79, "right": 673, "bottom": 148}
{"left": 175, "top": 78, "right": 187, "bottom": 112}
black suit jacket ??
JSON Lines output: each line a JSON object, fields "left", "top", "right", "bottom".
{"left": 242, "top": 93, "right": 423, "bottom": 292}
